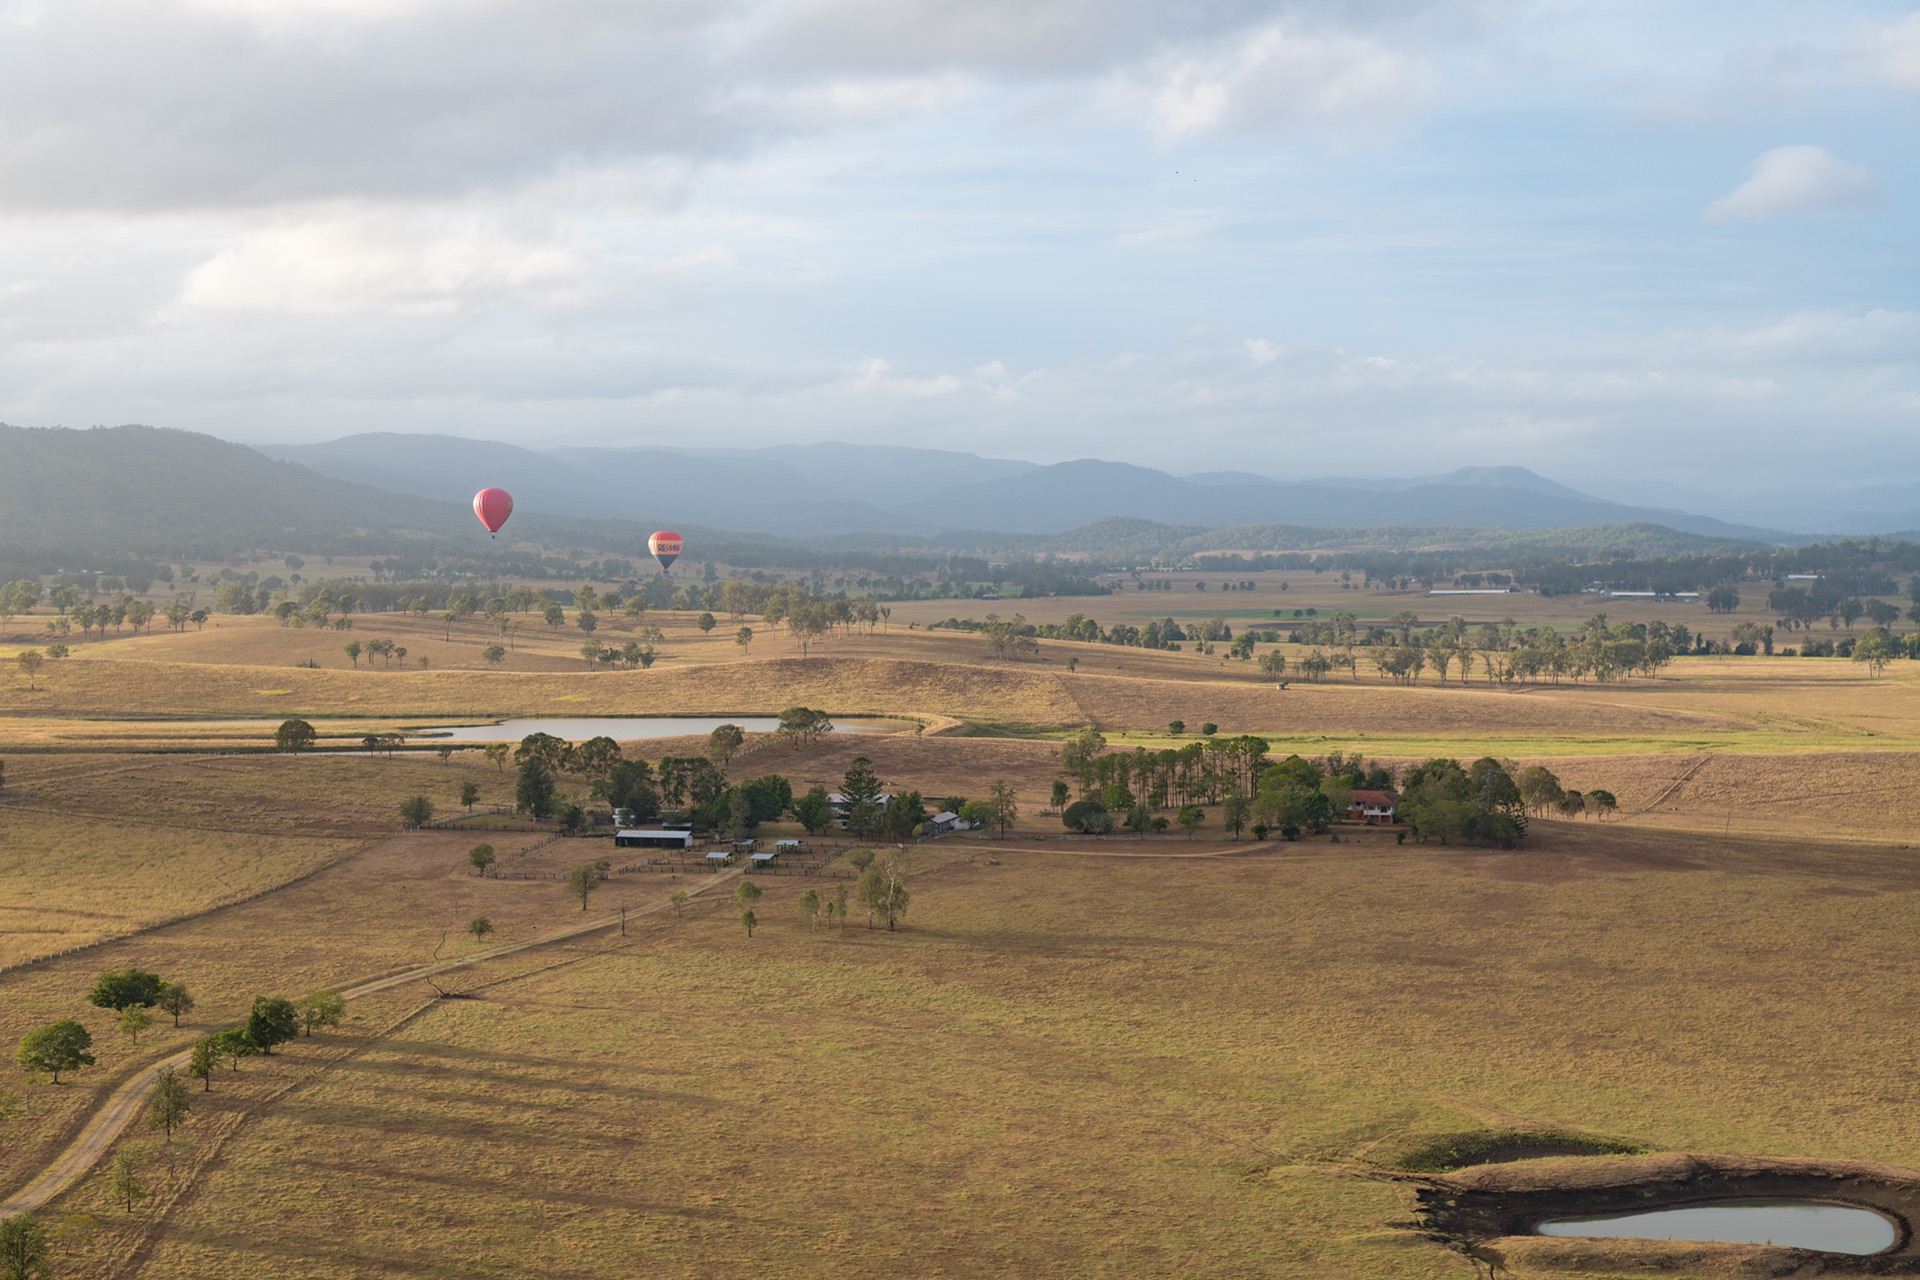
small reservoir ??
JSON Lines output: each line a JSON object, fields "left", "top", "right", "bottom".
{"left": 415, "top": 716, "right": 907, "bottom": 742}
{"left": 1538, "top": 1200, "right": 1897, "bottom": 1254}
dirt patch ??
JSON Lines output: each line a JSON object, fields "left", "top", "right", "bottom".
{"left": 1420, "top": 1152, "right": 1920, "bottom": 1272}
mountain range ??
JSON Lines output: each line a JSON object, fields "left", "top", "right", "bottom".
{"left": 260, "top": 434, "right": 1798, "bottom": 543}
{"left": 9, "top": 424, "right": 1916, "bottom": 571}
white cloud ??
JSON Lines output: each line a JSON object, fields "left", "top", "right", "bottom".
{"left": 1869, "top": 11, "right": 1920, "bottom": 89}
{"left": 1702, "top": 145, "right": 1880, "bottom": 223}
{"left": 1110, "top": 22, "right": 1430, "bottom": 142}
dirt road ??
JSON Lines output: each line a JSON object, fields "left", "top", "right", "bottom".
{"left": 0, "top": 866, "right": 742, "bottom": 1221}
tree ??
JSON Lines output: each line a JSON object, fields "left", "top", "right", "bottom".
{"left": 484, "top": 743, "right": 510, "bottom": 773}
{"left": 1587, "top": 789, "right": 1619, "bottom": 821}
{"left": 840, "top": 756, "right": 887, "bottom": 837}
{"left": 856, "top": 851, "right": 911, "bottom": 930}
{"left": 707, "top": 723, "right": 746, "bottom": 764}
{"left": 775, "top": 706, "right": 834, "bottom": 748}
{"left": 790, "top": 787, "right": 836, "bottom": 835}
{"left": 469, "top": 916, "right": 494, "bottom": 943}
{"left": 741, "top": 909, "right": 758, "bottom": 937}
{"left": 468, "top": 844, "right": 497, "bottom": 876}
{"left": 697, "top": 611, "right": 717, "bottom": 634}
{"left": 188, "top": 1038, "right": 216, "bottom": 1092}
{"left": 294, "top": 989, "right": 345, "bottom": 1036}
{"left": 1169, "top": 720, "right": 1185, "bottom": 736}
{"left": 211, "top": 1028, "right": 256, "bottom": 1072}
{"left": 1222, "top": 791, "right": 1251, "bottom": 839}
{"left": 460, "top": 781, "right": 481, "bottom": 811}
{"left": 481, "top": 643, "right": 506, "bottom": 665}
{"left": 147, "top": 1065, "right": 192, "bottom": 1140}
{"left": 1515, "top": 765, "right": 1566, "bottom": 817}
{"left": 735, "top": 880, "right": 763, "bottom": 912}
{"left": 16, "top": 1021, "right": 94, "bottom": 1083}
{"left": 1706, "top": 584, "right": 1741, "bottom": 613}
{"left": 343, "top": 640, "right": 362, "bottom": 667}
{"left": 670, "top": 890, "right": 689, "bottom": 916}
{"left": 1854, "top": 627, "right": 1897, "bottom": 676}
{"left": 1049, "top": 780, "right": 1070, "bottom": 812}
{"left": 566, "top": 862, "right": 599, "bottom": 911}
{"left": 0, "top": 1212, "right": 51, "bottom": 1280}
{"left": 797, "top": 888, "right": 821, "bottom": 930}
{"left": 516, "top": 757, "right": 557, "bottom": 819}
{"left": 118, "top": 1006, "right": 152, "bottom": 1046}
{"left": 1176, "top": 805, "right": 1206, "bottom": 839}
{"left": 245, "top": 996, "right": 300, "bottom": 1054}
{"left": 987, "top": 780, "right": 1018, "bottom": 837}
{"left": 1061, "top": 799, "right": 1109, "bottom": 833}
{"left": 736, "top": 625, "right": 754, "bottom": 654}
{"left": 275, "top": 718, "right": 317, "bottom": 752}
{"left": 110, "top": 1149, "right": 146, "bottom": 1213}
{"left": 14, "top": 650, "right": 44, "bottom": 691}
{"left": 400, "top": 795, "right": 435, "bottom": 829}
{"left": 1200, "top": 722, "right": 1218, "bottom": 736}
{"left": 89, "top": 968, "right": 164, "bottom": 1011}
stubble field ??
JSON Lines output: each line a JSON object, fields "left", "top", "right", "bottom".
{"left": 4, "top": 592, "right": 1920, "bottom": 1278}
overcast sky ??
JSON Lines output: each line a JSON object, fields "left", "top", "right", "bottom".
{"left": 0, "top": 0, "right": 1913, "bottom": 493}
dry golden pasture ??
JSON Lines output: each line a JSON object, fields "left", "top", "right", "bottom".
{"left": 21, "top": 822, "right": 1920, "bottom": 1279}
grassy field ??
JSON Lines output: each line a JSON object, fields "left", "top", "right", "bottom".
{"left": 5, "top": 596, "right": 1920, "bottom": 1277}
{"left": 17, "top": 822, "right": 1920, "bottom": 1278}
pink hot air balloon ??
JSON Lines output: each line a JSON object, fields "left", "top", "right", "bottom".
{"left": 473, "top": 488, "right": 514, "bottom": 537}
{"left": 648, "top": 530, "right": 683, "bottom": 574}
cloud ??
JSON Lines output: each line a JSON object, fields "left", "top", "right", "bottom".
{"left": 1701, "top": 145, "right": 1880, "bottom": 223}
{"left": 1106, "top": 22, "right": 1430, "bottom": 142}
{"left": 1869, "top": 11, "right": 1920, "bottom": 90}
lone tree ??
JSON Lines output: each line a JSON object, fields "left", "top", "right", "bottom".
{"left": 740, "top": 908, "right": 757, "bottom": 937}
{"left": 274, "top": 718, "right": 317, "bottom": 753}
{"left": 399, "top": 795, "right": 435, "bottom": 829}
{"left": 468, "top": 844, "right": 496, "bottom": 876}
{"left": 156, "top": 981, "right": 195, "bottom": 1027}
{"left": 855, "top": 851, "right": 911, "bottom": 930}
{"left": 707, "top": 723, "right": 745, "bottom": 764}
{"left": 460, "top": 782, "right": 481, "bottom": 811}
{"left": 118, "top": 1006, "right": 152, "bottom": 1046}
{"left": 15, "top": 1021, "right": 94, "bottom": 1084}
{"left": 1176, "top": 805, "right": 1206, "bottom": 839}
{"left": 15, "top": 650, "right": 44, "bottom": 691}
{"left": 797, "top": 888, "right": 821, "bottom": 930}
{"left": 147, "top": 1065, "right": 192, "bottom": 1140}
{"left": 0, "top": 1212, "right": 51, "bottom": 1280}
{"left": 245, "top": 996, "right": 300, "bottom": 1054}
{"left": 734, "top": 880, "right": 762, "bottom": 913}
{"left": 89, "top": 968, "right": 164, "bottom": 1011}
{"left": 566, "top": 862, "right": 599, "bottom": 911}
{"left": 294, "top": 989, "right": 345, "bottom": 1036}
{"left": 987, "top": 780, "right": 1019, "bottom": 837}
{"left": 469, "top": 916, "right": 494, "bottom": 943}
{"left": 211, "top": 1028, "right": 256, "bottom": 1072}
{"left": 110, "top": 1149, "right": 146, "bottom": 1213}
{"left": 188, "top": 1038, "right": 216, "bottom": 1091}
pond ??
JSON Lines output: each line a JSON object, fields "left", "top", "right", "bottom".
{"left": 412, "top": 716, "right": 907, "bottom": 742}
{"left": 1538, "top": 1200, "right": 1897, "bottom": 1255}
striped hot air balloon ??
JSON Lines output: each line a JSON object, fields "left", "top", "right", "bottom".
{"left": 648, "top": 531, "right": 683, "bottom": 574}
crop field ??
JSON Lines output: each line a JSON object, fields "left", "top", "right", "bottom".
{"left": 6, "top": 597, "right": 1920, "bottom": 1278}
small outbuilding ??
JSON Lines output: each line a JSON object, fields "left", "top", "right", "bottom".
{"left": 1348, "top": 790, "right": 1400, "bottom": 825}
{"left": 615, "top": 828, "right": 696, "bottom": 850}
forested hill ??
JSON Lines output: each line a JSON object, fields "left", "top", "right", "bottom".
{"left": 0, "top": 424, "right": 478, "bottom": 559}
{"left": 0, "top": 424, "right": 743, "bottom": 569}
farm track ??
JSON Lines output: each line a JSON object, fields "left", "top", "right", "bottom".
{"left": 0, "top": 865, "right": 745, "bottom": 1222}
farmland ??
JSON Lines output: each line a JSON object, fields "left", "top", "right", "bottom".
{"left": 4, "top": 585, "right": 1920, "bottom": 1278}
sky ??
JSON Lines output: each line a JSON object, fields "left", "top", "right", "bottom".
{"left": 0, "top": 0, "right": 1914, "bottom": 496}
